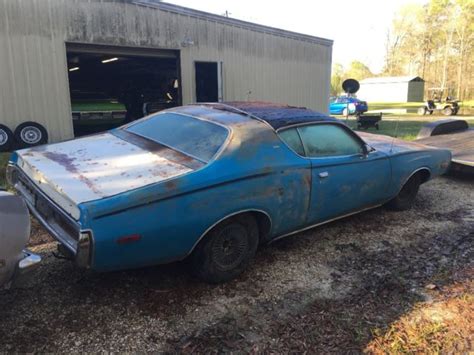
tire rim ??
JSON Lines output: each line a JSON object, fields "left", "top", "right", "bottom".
{"left": 20, "top": 126, "right": 42, "bottom": 144}
{"left": 211, "top": 224, "right": 248, "bottom": 271}
{"left": 0, "top": 128, "right": 8, "bottom": 146}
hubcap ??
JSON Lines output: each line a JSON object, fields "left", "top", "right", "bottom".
{"left": 211, "top": 224, "right": 248, "bottom": 270}
{"left": 0, "top": 129, "right": 8, "bottom": 146}
{"left": 20, "top": 126, "right": 42, "bottom": 144}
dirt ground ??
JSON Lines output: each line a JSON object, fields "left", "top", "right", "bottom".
{"left": 0, "top": 175, "right": 472, "bottom": 353}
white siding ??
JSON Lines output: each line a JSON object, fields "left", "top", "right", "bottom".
{"left": 358, "top": 82, "right": 410, "bottom": 103}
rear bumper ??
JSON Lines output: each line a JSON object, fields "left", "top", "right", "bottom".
{"left": 8, "top": 164, "right": 93, "bottom": 269}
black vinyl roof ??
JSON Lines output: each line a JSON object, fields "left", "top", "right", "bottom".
{"left": 203, "top": 101, "right": 337, "bottom": 130}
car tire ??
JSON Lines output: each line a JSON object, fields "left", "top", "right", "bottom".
{"left": 190, "top": 214, "right": 259, "bottom": 284}
{"left": 14, "top": 122, "right": 48, "bottom": 148}
{"left": 385, "top": 174, "right": 421, "bottom": 211}
{"left": 442, "top": 107, "right": 453, "bottom": 116}
{"left": 0, "top": 124, "right": 14, "bottom": 152}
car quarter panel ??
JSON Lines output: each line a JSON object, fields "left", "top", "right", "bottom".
{"left": 358, "top": 132, "right": 452, "bottom": 197}
{"left": 80, "top": 120, "right": 312, "bottom": 272}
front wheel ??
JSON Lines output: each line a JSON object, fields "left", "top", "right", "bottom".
{"left": 190, "top": 214, "right": 259, "bottom": 283}
{"left": 385, "top": 174, "right": 421, "bottom": 211}
{"left": 417, "top": 107, "right": 426, "bottom": 115}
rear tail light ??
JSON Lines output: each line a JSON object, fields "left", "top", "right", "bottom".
{"left": 76, "top": 231, "right": 93, "bottom": 268}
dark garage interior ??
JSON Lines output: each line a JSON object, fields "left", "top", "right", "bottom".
{"left": 67, "top": 47, "right": 181, "bottom": 137}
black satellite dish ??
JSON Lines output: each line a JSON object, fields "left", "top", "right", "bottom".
{"left": 342, "top": 78, "right": 360, "bottom": 94}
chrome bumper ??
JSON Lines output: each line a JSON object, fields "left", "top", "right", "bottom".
{"left": 11, "top": 249, "right": 41, "bottom": 287}
{"left": 8, "top": 164, "right": 93, "bottom": 269}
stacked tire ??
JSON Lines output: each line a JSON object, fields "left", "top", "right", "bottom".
{"left": 0, "top": 124, "right": 14, "bottom": 152}
{"left": 0, "top": 122, "right": 48, "bottom": 152}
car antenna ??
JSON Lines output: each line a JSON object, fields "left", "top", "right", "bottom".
{"left": 390, "top": 116, "right": 400, "bottom": 153}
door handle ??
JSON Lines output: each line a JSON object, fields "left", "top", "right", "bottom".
{"left": 319, "top": 171, "right": 329, "bottom": 178}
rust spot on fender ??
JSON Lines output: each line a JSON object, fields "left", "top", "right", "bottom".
{"left": 164, "top": 180, "right": 178, "bottom": 190}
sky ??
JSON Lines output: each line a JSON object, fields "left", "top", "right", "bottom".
{"left": 167, "top": 0, "right": 427, "bottom": 74}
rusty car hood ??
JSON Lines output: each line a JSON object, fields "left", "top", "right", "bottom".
{"left": 357, "top": 132, "right": 436, "bottom": 155}
{"left": 16, "top": 133, "right": 194, "bottom": 219}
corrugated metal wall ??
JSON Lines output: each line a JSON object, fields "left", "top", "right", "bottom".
{"left": 0, "top": 0, "right": 332, "bottom": 142}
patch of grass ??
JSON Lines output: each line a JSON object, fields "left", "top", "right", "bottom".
{"left": 346, "top": 119, "right": 424, "bottom": 141}
{"left": 337, "top": 117, "right": 474, "bottom": 141}
{"left": 368, "top": 102, "right": 424, "bottom": 111}
{"left": 0, "top": 152, "right": 10, "bottom": 188}
{"left": 366, "top": 283, "right": 473, "bottom": 354}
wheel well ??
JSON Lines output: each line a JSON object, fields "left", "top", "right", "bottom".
{"left": 189, "top": 210, "right": 272, "bottom": 257}
{"left": 412, "top": 168, "right": 431, "bottom": 184}
{"left": 229, "top": 211, "right": 272, "bottom": 243}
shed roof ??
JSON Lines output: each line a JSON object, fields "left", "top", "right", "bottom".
{"left": 133, "top": 1, "right": 333, "bottom": 46}
{"left": 197, "top": 102, "right": 336, "bottom": 130}
{"left": 360, "top": 76, "right": 424, "bottom": 84}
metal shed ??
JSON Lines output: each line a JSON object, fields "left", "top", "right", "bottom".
{"left": 357, "top": 76, "right": 425, "bottom": 103}
{"left": 0, "top": 0, "right": 332, "bottom": 143}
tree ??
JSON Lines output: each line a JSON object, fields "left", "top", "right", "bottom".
{"left": 383, "top": 0, "right": 474, "bottom": 100}
{"left": 330, "top": 63, "right": 344, "bottom": 96}
{"left": 345, "top": 61, "right": 373, "bottom": 81}
{"left": 330, "top": 61, "right": 373, "bottom": 96}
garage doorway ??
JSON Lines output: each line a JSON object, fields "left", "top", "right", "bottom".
{"left": 195, "top": 61, "right": 222, "bottom": 102}
{"left": 66, "top": 44, "right": 181, "bottom": 137}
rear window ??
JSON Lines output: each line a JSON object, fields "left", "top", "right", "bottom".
{"left": 125, "top": 112, "right": 229, "bottom": 162}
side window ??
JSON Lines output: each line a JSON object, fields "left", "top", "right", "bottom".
{"left": 278, "top": 128, "right": 305, "bottom": 156}
{"left": 297, "top": 124, "right": 363, "bottom": 157}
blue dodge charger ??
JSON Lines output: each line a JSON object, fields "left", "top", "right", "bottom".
{"left": 329, "top": 96, "right": 368, "bottom": 115}
{"left": 8, "top": 102, "right": 450, "bottom": 283}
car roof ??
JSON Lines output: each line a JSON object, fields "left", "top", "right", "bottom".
{"left": 192, "top": 101, "right": 337, "bottom": 130}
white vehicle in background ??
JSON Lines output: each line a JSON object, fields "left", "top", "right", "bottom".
{"left": 0, "top": 190, "right": 41, "bottom": 288}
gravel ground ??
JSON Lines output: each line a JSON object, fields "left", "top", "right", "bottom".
{"left": 0, "top": 175, "right": 472, "bottom": 352}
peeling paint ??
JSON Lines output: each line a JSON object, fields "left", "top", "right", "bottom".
{"left": 17, "top": 133, "right": 194, "bottom": 212}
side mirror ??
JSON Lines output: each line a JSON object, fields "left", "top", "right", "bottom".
{"left": 360, "top": 144, "right": 371, "bottom": 158}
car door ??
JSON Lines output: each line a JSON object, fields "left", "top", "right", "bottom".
{"left": 296, "top": 123, "right": 391, "bottom": 224}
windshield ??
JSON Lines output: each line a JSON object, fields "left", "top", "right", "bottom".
{"left": 125, "top": 112, "right": 229, "bottom": 163}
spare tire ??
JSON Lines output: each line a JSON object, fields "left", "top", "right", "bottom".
{"left": 0, "top": 124, "right": 14, "bottom": 152}
{"left": 14, "top": 122, "right": 48, "bottom": 148}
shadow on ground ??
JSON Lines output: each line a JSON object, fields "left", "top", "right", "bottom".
{"left": 0, "top": 176, "right": 472, "bottom": 352}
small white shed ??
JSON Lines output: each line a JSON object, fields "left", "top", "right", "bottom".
{"left": 358, "top": 76, "right": 425, "bottom": 103}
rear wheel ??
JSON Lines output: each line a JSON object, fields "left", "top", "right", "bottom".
{"left": 442, "top": 107, "right": 453, "bottom": 116}
{"left": 417, "top": 107, "right": 426, "bottom": 115}
{"left": 0, "top": 124, "right": 14, "bottom": 152}
{"left": 190, "top": 214, "right": 259, "bottom": 283}
{"left": 14, "top": 122, "right": 48, "bottom": 148}
{"left": 385, "top": 174, "right": 421, "bottom": 211}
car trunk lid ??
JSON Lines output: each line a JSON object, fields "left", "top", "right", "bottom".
{"left": 16, "top": 132, "right": 200, "bottom": 219}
